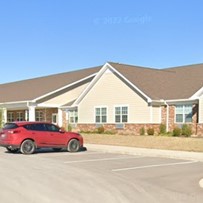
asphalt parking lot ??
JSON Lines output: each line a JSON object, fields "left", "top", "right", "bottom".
{"left": 0, "top": 147, "right": 203, "bottom": 203}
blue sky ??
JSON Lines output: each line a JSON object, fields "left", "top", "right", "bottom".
{"left": 0, "top": 0, "right": 203, "bottom": 84}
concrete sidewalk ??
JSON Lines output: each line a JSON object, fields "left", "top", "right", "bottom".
{"left": 85, "top": 144, "right": 203, "bottom": 162}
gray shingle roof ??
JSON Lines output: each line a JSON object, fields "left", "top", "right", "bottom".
{"left": 0, "top": 66, "right": 101, "bottom": 103}
{"left": 109, "top": 62, "right": 203, "bottom": 100}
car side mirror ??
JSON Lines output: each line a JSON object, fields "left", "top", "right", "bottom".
{"left": 59, "top": 128, "right": 65, "bottom": 133}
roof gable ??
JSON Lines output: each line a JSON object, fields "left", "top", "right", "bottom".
{"left": 74, "top": 63, "right": 152, "bottom": 106}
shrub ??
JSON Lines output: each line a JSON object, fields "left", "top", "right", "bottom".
{"left": 159, "top": 123, "right": 166, "bottom": 134}
{"left": 147, "top": 128, "right": 154, "bottom": 136}
{"left": 67, "top": 124, "right": 72, "bottom": 132}
{"left": 139, "top": 127, "right": 145, "bottom": 135}
{"left": 173, "top": 127, "right": 181, "bottom": 136}
{"left": 97, "top": 125, "right": 105, "bottom": 134}
{"left": 181, "top": 124, "right": 192, "bottom": 137}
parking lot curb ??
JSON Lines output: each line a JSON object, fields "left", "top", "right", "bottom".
{"left": 85, "top": 144, "right": 203, "bottom": 162}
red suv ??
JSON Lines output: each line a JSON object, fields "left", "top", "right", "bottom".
{"left": 0, "top": 121, "right": 84, "bottom": 154}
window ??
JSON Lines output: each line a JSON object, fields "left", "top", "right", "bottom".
{"left": 175, "top": 104, "right": 192, "bottom": 123}
{"left": 115, "top": 106, "right": 128, "bottom": 123}
{"left": 7, "top": 112, "right": 14, "bottom": 122}
{"left": 17, "top": 112, "right": 24, "bottom": 121}
{"left": 52, "top": 113, "right": 58, "bottom": 124}
{"left": 95, "top": 107, "right": 107, "bottom": 123}
{"left": 36, "top": 111, "right": 43, "bottom": 121}
{"left": 69, "top": 110, "right": 78, "bottom": 123}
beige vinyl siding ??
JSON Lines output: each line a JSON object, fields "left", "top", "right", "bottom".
{"left": 199, "top": 96, "right": 203, "bottom": 123}
{"left": 78, "top": 69, "right": 156, "bottom": 123}
{"left": 41, "top": 83, "right": 89, "bottom": 106}
{"left": 151, "top": 106, "right": 161, "bottom": 123}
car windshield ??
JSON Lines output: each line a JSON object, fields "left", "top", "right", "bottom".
{"left": 3, "top": 123, "right": 18, "bottom": 130}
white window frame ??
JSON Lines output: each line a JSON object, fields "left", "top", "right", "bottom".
{"left": 114, "top": 105, "right": 129, "bottom": 123}
{"left": 7, "top": 112, "right": 14, "bottom": 122}
{"left": 69, "top": 110, "right": 78, "bottom": 124}
{"left": 94, "top": 106, "right": 108, "bottom": 123}
{"left": 16, "top": 112, "right": 23, "bottom": 121}
{"left": 36, "top": 111, "right": 43, "bottom": 121}
{"left": 175, "top": 104, "right": 193, "bottom": 123}
{"left": 52, "top": 113, "right": 58, "bottom": 124}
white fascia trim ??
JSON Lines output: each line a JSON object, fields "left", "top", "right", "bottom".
{"left": 151, "top": 100, "right": 165, "bottom": 105}
{"left": 37, "top": 103, "right": 60, "bottom": 108}
{"left": 74, "top": 62, "right": 152, "bottom": 105}
{"left": 190, "top": 86, "right": 203, "bottom": 99}
{"left": 165, "top": 98, "right": 198, "bottom": 105}
{"left": 0, "top": 100, "right": 37, "bottom": 109}
{"left": 33, "top": 73, "right": 97, "bottom": 102}
{"left": 0, "top": 101, "right": 33, "bottom": 108}
{"left": 74, "top": 63, "right": 110, "bottom": 105}
{"left": 59, "top": 106, "right": 77, "bottom": 111}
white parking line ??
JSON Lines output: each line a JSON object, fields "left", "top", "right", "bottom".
{"left": 65, "top": 151, "right": 106, "bottom": 156}
{"left": 64, "top": 156, "right": 142, "bottom": 164}
{"left": 112, "top": 160, "right": 198, "bottom": 172}
{"left": 34, "top": 151, "right": 105, "bottom": 157}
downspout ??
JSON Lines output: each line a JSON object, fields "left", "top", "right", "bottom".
{"left": 196, "top": 99, "right": 200, "bottom": 135}
{"left": 164, "top": 101, "right": 169, "bottom": 132}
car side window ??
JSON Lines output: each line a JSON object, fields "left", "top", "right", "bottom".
{"left": 45, "top": 124, "right": 60, "bottom": 132}
{"left": 25, "top": 124, "right": 46, "bottom": 131}
{"left": 23, "top": 124, "right": 33, "bottom": 130}
{"left": 35, "top": 124, "right": 47, "bottom": 131}
{"left": 3, "top": 123, "right": 18, "bottom": 129}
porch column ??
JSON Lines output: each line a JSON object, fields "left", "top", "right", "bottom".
{"left": 29, "top": 106, "right": 36, "bottom": 121}
{"left": 2, "top": 108, "right": 7, "bottom": 124}
{"left": 25, "top": 110, "right": 29, "bottom": 121}
{"left": 58, "top": 108, "right": 63, "bottom": 127}
{"left": 165, "top": 102, "right": 169, "bottom": 132}
{"left": 65, "top": 110, "right": 69, "bottom": 122}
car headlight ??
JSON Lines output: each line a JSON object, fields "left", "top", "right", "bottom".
{"left": 1, "top": 134, "right": 6, "bottom": 138}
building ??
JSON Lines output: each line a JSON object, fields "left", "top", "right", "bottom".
{"left": 1, "top": 62, "right": 203, "bottom": 135}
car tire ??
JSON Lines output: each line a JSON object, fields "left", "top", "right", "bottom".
{"left": 6, "top": 147, "right": 18, "bottom": 153}
{"left": 20, "top": 140, "right": 36, "bottom": 155}
{"left": 67, "top": 139, "right": 80, "bottom": 152}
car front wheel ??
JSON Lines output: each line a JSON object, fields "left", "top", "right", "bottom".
{"left": 67, "top": 139, "right": 80, "bottom": 152}
{"left": 20, "top": 140, "right": 36, "bottom": 154}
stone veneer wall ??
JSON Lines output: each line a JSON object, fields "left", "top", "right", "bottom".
{"left": 62, "top": 111, "right": 68, "bottom": 129}
{"left": 161, "top": 104, "right": 199, "bottom": 135}
{"left": 77, "top": 123, "right": 161, "bottom": 135}
{"left": 194, "top": 102, "right": 203, "bottom": 135}
{"left": 196, "top": 124, "right": 203, "bottom": 136}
